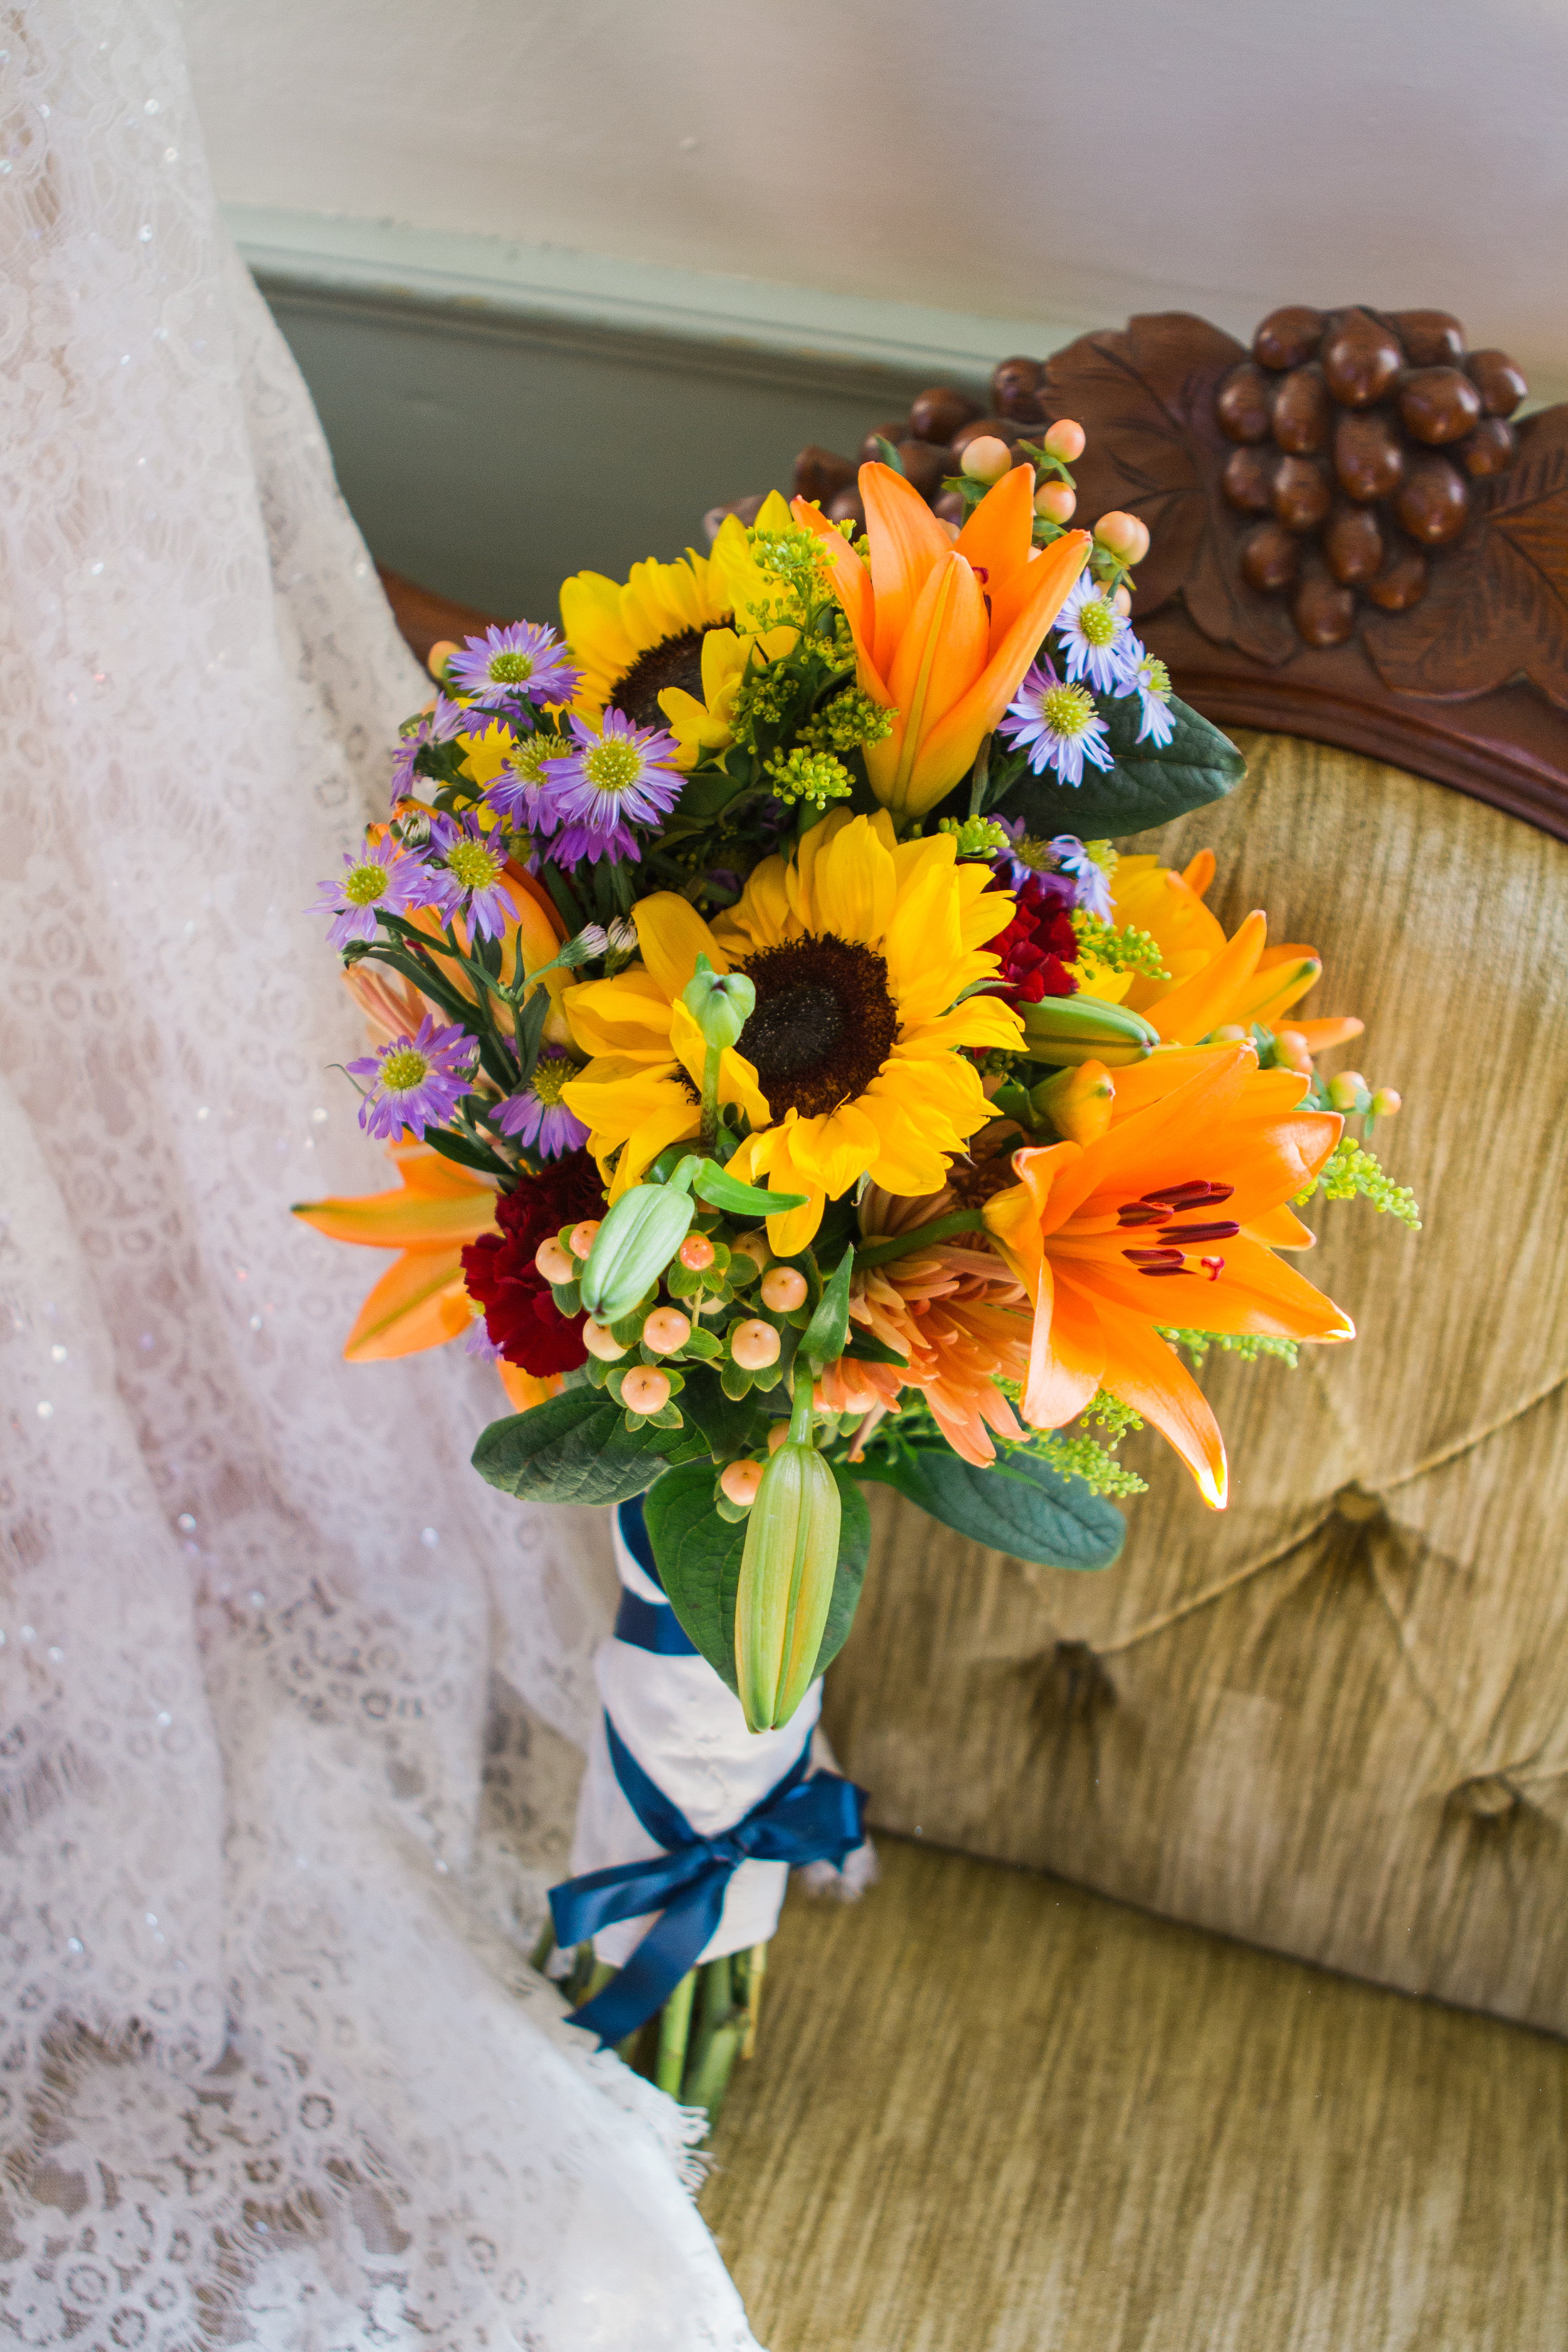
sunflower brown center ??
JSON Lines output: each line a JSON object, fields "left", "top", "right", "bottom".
{"left": 738, "top": 935, "right": 899, "bottom": 1121}
{"left": 613, "top": 623, "right": 731, "bottom": 731}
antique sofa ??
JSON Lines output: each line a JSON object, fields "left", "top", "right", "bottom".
{"left": 391, "top": 307, "right": 1568, "bottom": 2351}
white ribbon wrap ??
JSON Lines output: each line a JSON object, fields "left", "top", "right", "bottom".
{"left": 568, "top": 1513, "right": 823, "bottom": 1968}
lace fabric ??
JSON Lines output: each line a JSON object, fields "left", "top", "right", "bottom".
{"left": 0, "top": 6, "right": 756, "bottom": 2343}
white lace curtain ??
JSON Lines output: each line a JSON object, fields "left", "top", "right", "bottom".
{"left": 0, "top": 6, "right": 757, "bottom": 2343}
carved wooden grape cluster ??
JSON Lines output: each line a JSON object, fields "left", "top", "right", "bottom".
{"left": 1216, "top": 307, "right": 1528, "bottom": 647}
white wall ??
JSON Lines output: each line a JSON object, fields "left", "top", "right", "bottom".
{"left": 187, "top": 0, "right": 1568, "bottom": 395}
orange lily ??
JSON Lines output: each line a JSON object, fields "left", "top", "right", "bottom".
{"left": 793, "top": 463, "right": 1090, "bottom": 820}
{"left": 290, "top": 1146, "right": 563, "bottom": 1412}
{"left": 982, "top": 1043, "right": 1352, "bottom": 1506}
{"left": 1104, "top": 852, "right": 1363, "bottom": 1057}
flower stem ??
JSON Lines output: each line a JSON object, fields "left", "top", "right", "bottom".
{"left": 654, "top": 1968, "right": 697, "bottom": 2096}
{"left": 854, "top": 1209, "right": 988, "bottom": 1271}
{"left": 699, "top": 1042, "right": 722, "bottom": 1153}
{"left": 967, "top": 731, "right": 993, "bottom": 819}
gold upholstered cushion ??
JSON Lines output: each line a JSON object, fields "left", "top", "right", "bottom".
{"left": 703, "top": 1840, "right": 1567, "bottom": 2350}
{"left": 822, "top": 733, "right": 1568, "bottom": 2033}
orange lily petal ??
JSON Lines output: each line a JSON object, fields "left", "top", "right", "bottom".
{"left": 791, "top": 497, "right": 879, "bottom": 686}
{"left": 859, "top": 462, "right": 953, "bottom": 676}
{"left": 1182, "top": 849, "right": 1217, "bottom": 898}
{"left": 1290, "top": 1015, "right": 1365, "bottom": 1053}
{"left": 1086, "top": 1290, "right": 1228, "bottom": 1508}
{"left": 1245, "top": 1202, "right": 1318, "bottom": 1249}
{"left": 498, "top": 1361, "right": 562, "bottom": 1413}
{"left": 1145, "top": 909, "right": 1268, "bottom": 1043}
{"left": 908, "top": 532, "right": 1089, "bottom": 806}
{"left": 293, "top": 1187, "right": 499, "bottom": 1249}
{"left": 343, "top": 1249, "right": 471, "bottom": 1361}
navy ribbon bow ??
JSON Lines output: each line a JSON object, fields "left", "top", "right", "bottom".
{"left": 550, "top": 1712, "right": 866, "bottom": 2046}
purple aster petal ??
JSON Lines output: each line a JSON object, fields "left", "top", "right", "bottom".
{"left": 445, "top": 622, "right": 581, "bottom": 711}
{"left": 353, "top": 1015, "right": 477, "bottom": 1142}
{"left": 542, "top": 706, "right": 684, "bottom": 845}
{"left": 495, "top": 1047, "right": 590, "bottom": 1158}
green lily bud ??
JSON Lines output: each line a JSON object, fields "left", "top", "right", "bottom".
{"left": 734, "top": 1438, "right": 841, "bottom": 1732}
{"left": 578, "top": 1183, "right": 695, "bottom": 1322}
{"left": 683, "top": 953, "right": 756, "bottom": 1052}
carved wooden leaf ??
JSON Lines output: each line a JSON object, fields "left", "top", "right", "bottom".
{"left": 1039, "top": 312, "right": 1298, "bottom": 667}
{"left": 1363, "top": 410, "right": 1568, "bottom": 707}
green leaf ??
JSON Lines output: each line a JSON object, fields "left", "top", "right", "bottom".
{"left": 802, "top": 1246, "right": 854, "bottom": 1369}
{"left": 856, "top": 1446, "right": 1124, "bottom": 1569}
{"left": 842, "top": 1330, "right": 908, "bottom": 1369}
{"left": 995, "top": 689, "right": 1245, "bottom": 840}
{"left": 645, "top": 1458, "right": 872, "bottom": 1692}
{"left": 874, "top": 435, "right": 905, "bottom": 474}
{"left": 420, "top": 1123, "right": 506, "bottom": 1178}
{"left": 690, "top": 1162, "right": 810, "bottom": 1216}
{"left": 510, "top": 979, "right": 553, "bottom": 1088}
{"left": 470, "top": 1389, "right": 670, "bottom": 1507}
{"left": 678, "top": 1365, "right": 761, "bottom": 1460}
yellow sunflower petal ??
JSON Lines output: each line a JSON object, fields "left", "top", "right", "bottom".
{"left": 810, "top": 814, "right": 898, "bottom": 946}
{"left": 632, "top": 894, "right": 729, "bottom": 997}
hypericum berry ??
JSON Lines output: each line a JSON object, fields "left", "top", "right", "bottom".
{"left": 729, "top": 1234, "right": 769, "bottom": 1282}
{"left": 720, "top": 1458, "right": 765, "bottom": 1507}
{"left": 1274, "top": 1028, "right": 1315, "bottom": 1074}
{"left": 678, "top": 1234, "right": 716, "bottom": 1271}
{"left": 760, "top": 1266, "right": 808, "bottom": 1313}
{"left": 960, "top": 435, "right": 1012, "bottom": 484}
{"left": 568, "top": 1220, "right": 601, "bottom": 1259}
{"left": 730, "top": 1319, "right": 781, "bottom": 1370}
{"left": 1034, "top": 481, "right": 1076, "bottom": 524}
{"left": 1112, "top": 584, "right": 1133, "bottom": 616}
{"left": 1042, "top": 419, "right": 1086, "bottom": 462}
{"left": 622, "top": 1367, "right": 672, "bottom": 1415}
{"left": 534, "top": 1238, "right": 575, "bottom": 1284}
{"left": 426, "top": 638, "right": 459, "bottom": 679}
{"left": 1328, "top": 1071, "right": 1369, "bottom": 1111}
{"left": 1370, "top": 1087, "right": 1402, "bottom": 1116}
{"left": 642, "top": 1307, "right": 692, "bottom": 1355}
{"left": 766, "top": 1421, "right": 790, "bottom": 1454}
{"left": 1094, "top": 510, "right": 1151, "bottom": 564}
{"left": 583, "top": 1320, "right": 627, "bottom": 1362}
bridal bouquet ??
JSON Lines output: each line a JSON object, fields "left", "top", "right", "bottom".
{"left": 296, "top": 433, "right": 1415, "bottom": 2110}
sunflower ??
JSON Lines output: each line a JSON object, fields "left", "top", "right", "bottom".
{"left": 560, "top": 810, "right": 1024, "bottom": 1254}
{"left": 558, "top": 498, "right": 791, "bottom": 760}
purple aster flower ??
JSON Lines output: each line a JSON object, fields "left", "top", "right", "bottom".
{"left": 422, "top": 814, "right": 516, "bottom": 942}
{"left": 309, "top": 834, "right": 433, "bottom": 951}
{"left": 465, "top": 1312, "right": 506, "bottom": 1362}
{"left": 540, "top": 708, "right": 684, "bottom": 849}
{"left": 546, "top": 817, "right": 642, "bottom": 869}
{"left": 482, "top": 727, "right": 576, "bottom": 830}
{"left": 445, "top": 622, "right": 580, "bottom": 711}
{"left": 1052, "top": 576, "right": 1138, "bottom": 695}
{"left": 390, "top": 693, "right": 466, "bottom": 803}
{"left": 495, "top": 1044, "right": 591, "bottom": 1158}
{"left": 998, "top": 662, "right": 1115, "bottom": 788}
{"left": 1124, "top": 640, "right": 1177, "bottom": 748}
{"left": 1046, "top": 835, "right": 1116, "bottom": 921}
{"left": 348, "top": 1016, "right": 477, "bottom": 1142}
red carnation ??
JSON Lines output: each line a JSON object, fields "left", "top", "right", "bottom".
{"left": 990, "top": 871, "right": 1080, "bottom": 1005}
{"left": 462, "top": 1150, "right": 607, "bottom": 1376}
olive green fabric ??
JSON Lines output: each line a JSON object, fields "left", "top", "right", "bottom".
{"left": 823, "top": 736, "right": 1568, "bottom": 2033}
{"left": 703, "top": 1840, "right": 1567, "bottom": 2351}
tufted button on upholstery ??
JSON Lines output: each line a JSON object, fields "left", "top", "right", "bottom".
{"left": 1332, "top": 1482, "right": 1386, "bottom": 1525}
{"left": 1448, "top": 1775, "right": 1520, "bottom": 1825}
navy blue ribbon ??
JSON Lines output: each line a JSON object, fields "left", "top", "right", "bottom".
{"left": 612, "top": 1497, "right": 699, "bottom": 1656}
{"left": 551, "top": 1712, "right": 866, "bottom": 2045}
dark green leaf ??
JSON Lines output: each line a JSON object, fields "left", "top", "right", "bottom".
{"left": 420, "top": 1122, "right": 507, "bottom": 1178}
{"left": 842, "top": 1330, "right": 908, "bottom": 1368}
{"left": 511, "top": 980, "right": 552, "bottom": 1088}
{"left": 995, "top": 689, "right": 1245, "bottom": 840}
{"left": 645, "top": 1458, "right": 872, "bottom": 1693}
{"left": 874, "top": 435, "right": 904, "bottom": 474}
{"left": 691, "top": 1163, "right": 810, "bottom": 1215}
{"left": 471, "top": 1389, "right": 670, "bottom": 1507}
{"left": 856, "top": 1446, "right": 1124, "bottom": 1570}
{"left": 678, "top": 1366, "right": 763, "bottom": 1461}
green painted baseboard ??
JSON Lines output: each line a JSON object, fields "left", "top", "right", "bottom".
{"left": 232, "top": 208, "right": 1089, "bottom": 626}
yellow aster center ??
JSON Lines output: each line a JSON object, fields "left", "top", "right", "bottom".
{"left": 344, "top": 861, "right": 388, "bottom": 906}
{"left": 531, "top": 1054, "right": 571, "bottom": 1106}
{"left": 489, "top": 650, "right": 533, "bottom": 683}
{"left": 1042, "top": 682, "right": 1098, "bottom": 739}
{"left": 1079, "top": 598, "right": 1118, "bottom": 647}
{"left": 511, "top": 731, "right": 571, "bottom": 783}
{"left": 583, "top": 741, "right": 640, "bottom": 793}
{"left": 381, "top": 1047, "right": 430, "bottom": 1093}
{"left": 1140, "top": 655, "right": 1172, "bottom": 696}
{"left": 447, "top": 840, "right": 504, "bottom": 890}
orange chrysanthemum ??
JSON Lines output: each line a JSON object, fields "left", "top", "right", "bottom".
{"left": 815, "top": 1186, "right": 1033, "bottom": 1468}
